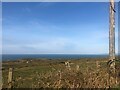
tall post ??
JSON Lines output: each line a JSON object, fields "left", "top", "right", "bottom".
{"left": 109, "top": 0, "right": 115, "bottom": 69}
{"left": 109, "top": 0, "right": 117, "bottom": 86}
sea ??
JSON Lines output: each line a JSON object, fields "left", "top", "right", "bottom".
{"left": 1, "top": 54, "right": 109, "bottom": 61}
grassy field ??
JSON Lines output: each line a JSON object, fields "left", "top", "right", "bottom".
{"left": 2, "top": 58, "right": 120, "bottom": 88}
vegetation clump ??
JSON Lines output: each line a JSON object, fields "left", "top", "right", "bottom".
{"left": 2, "top": 58, "right": 120, "bottom": 88}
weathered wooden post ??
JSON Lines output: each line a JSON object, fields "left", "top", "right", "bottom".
{"left": 8, "top": 68, "right": 13, "bottom": 88}
{"left": 76, "top": 65, "right": 80, "bottom": 71}
{"left": 109, "top": 0, "right": 115, "bottom": 68}
{"left": 109, "top": 0, "right": 117, "bottom": 86}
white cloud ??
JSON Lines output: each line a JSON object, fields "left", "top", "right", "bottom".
{"left": 3, "top": 36, "right": 109, "bottom": 54}
{"left": 3, "top": 19, "right": 118, "bottom": 54}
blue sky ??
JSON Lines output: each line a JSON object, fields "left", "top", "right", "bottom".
{"left": 2, "top": 2, "right": 118, "bottom": 54}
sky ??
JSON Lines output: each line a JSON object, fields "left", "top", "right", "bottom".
{"left": 2, "top": 2, "right": 118, "bottom": 54}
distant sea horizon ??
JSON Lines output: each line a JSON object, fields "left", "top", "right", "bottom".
{"left": 2, "top": 54, "right": 109, "bottom": 61}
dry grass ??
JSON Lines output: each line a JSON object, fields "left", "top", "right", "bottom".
{"left": 2, "top": 58, "right": 120, "bottom": 88}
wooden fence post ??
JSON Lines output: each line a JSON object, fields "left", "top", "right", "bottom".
{"left": 8, "top": 68, "right": 13, "bottom": 88}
